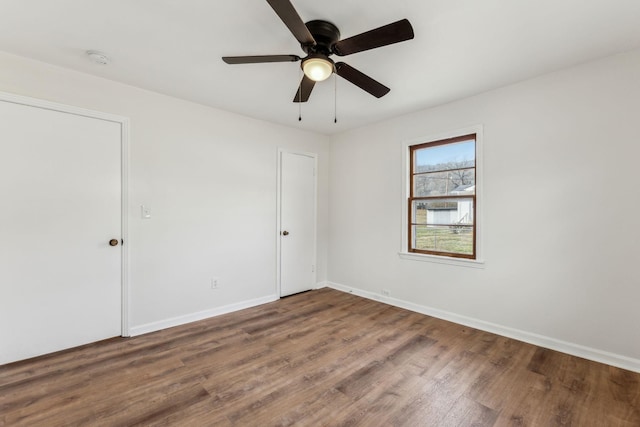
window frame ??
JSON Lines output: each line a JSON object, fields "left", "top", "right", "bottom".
{"left": 408, "top": 134, "right": 477, "bottom": 259}
{"left": 400, "top": 126, "right": 484, "bottom": 267}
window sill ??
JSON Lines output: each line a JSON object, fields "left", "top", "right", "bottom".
{"left": 398, "top": 252, "right": 485, "bottom": 269}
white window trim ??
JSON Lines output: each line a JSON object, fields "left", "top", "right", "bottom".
{"left": 399, "top": 125, "right": 485, "bottom": 268}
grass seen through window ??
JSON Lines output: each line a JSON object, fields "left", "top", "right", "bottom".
{"left": 412, "top": 208, "right": 473, "bottom": 255}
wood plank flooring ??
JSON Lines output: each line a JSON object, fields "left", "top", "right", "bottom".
{"left": 1, "top": 288, "right": 639, "bottom": 426}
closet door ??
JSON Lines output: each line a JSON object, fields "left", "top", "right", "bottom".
{"left": 0, "top": 98, "right": 122, "bottom": 365}
{"left": 279, "top": 150, "right": 316, "bottom": 297}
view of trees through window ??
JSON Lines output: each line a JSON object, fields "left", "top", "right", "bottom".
{"left": 409, "top": 134, "right": 476, "bottom": 258}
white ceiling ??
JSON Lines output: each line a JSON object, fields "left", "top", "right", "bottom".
{"left": 1, "top": 0, "right": 639, "bottom": 134}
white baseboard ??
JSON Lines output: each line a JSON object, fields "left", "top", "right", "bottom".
{"left": 327, "top": 282, "right": 640, "bottom": 373}
{"left": 314, "top": 281, "right": 328, "bottom": 289}
{"left": 129, "top": 294, "right": 279, "bottom": 337}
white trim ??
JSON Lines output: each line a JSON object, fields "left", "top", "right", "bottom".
{"left": 0, "top": 90, "right": 131, "bottom": 338}
{"left": 327, "top": 281, "right": 640, "bottom": 373}
{"left": 398, "top": 252, "right": 485, "bottom": 268}
{"left": 0, "top": 91, "right": 128, "bottom": 124}
{"left": 276, "top": 148, "right": 318, "bottom": 297}
{"left": 129, "top": 294, "right": 279, "bottom": 336}
{"left": 314, "top": 281, "right": 329, "bottom": 290}
{"left": 120, "top": 119, "right": 131, "bottom": 337}
{"left": 401, "top": 124, "right": 484, "bottom": 265}
{"left": 276, "top": 149, "right": 283, "bottom": 297}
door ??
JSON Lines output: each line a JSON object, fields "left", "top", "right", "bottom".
{"left": 278, "top": 150, "right": 316, "bottom": 297}
{"left": 0, "top": 97, "right": 123, "bottom": 365}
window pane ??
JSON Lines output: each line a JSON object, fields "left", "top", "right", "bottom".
{"left": 412, "top": 225, "right": 474, "bottom": 255}
{"left": 414, "top": 170, "right": 475, "bottom": 197}
{"left": 414, "top": 140, "right": 475, "bottom": 173}
{"left": 412, "top": 198, "right": 474, "bottom": 225}
{"left": 412, "top": 200, "right": 427, "bottom": 224}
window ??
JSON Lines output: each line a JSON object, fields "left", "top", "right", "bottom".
{"left": 408, "top": 134, "right": 476, "bottom": 259}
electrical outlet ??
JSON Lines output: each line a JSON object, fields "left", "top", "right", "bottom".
{"left": 381, "top": 289, "right": 390, "bottom": 296}
{"left": 211, "top": 278, "right": 219, "bottom": 289}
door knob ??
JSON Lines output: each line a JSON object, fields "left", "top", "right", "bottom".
{"left": 109, "top": 239, "right": 119, "bottom": 246}
{"left": 282, "top": 231, "right": 289, "bottom": 236}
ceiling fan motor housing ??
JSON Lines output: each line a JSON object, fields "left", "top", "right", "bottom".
{"left": 302, "top": 20, "right": 340, "bottom": 55}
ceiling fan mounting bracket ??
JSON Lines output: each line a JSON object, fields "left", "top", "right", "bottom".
{"left": 302, "top": 20, "right": 340, "bottom": 55}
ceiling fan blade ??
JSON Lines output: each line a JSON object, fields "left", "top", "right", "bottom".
{"left": 266, "top": 0, "right": 316, "bottom": 46}
{"left": 222, "top": 55, "right": 300, "bottom": 64}
{"left": 333, "top": 19, "right": 414, "bottom": 56}
{"left": 293, "top": 75, "right": 316, "bottom": 103}
{"left": 335, "top": 62, "right": 390, "bottom": 98}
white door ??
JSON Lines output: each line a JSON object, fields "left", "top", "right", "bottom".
{"left": 0, "top": 98, "right": 123, "bottom": 365}
{"left": 279, "top": 150, "right": 316, "bottom": 297}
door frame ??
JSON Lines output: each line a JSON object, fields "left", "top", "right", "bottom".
{"left": 276, "top": 148, "right": 318, "bottom": 297}
{"left": 0, "top": 91, "right": 131, "bottom": 336}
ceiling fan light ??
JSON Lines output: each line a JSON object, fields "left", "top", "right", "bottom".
{"left": 302, "top": 57, "right": 333, "bottom": 82}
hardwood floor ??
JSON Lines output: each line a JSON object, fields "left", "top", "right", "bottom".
{"left": 1, "top": 288, "right": 639, "bottom": 426}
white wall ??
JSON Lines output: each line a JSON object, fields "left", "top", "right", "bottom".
{"left": 0, "top": 51, "right": 330, "bottom": 332}
{"left": 328, "top": 49, "right": 640, "bottom": 368}
{"left": 3, "top": 47, "right": 639, "bottom": 370}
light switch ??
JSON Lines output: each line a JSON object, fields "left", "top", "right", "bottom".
{"left": 141, "top": 205, "right": 151, "bottom": 219}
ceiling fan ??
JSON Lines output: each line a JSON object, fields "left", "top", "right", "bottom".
{"left": 222, "top": 0, "right": 414, "bottom": 103}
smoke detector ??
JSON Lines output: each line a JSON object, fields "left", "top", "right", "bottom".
{"left": 86, "top": 50, "right": 110, "bottom": 65}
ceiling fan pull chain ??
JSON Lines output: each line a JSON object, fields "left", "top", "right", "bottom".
{"left": 298, "top": 73, "right": 303, "bottom": 121}
{"left": 334, "top": 70, "right": 338, "bottom": 123}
